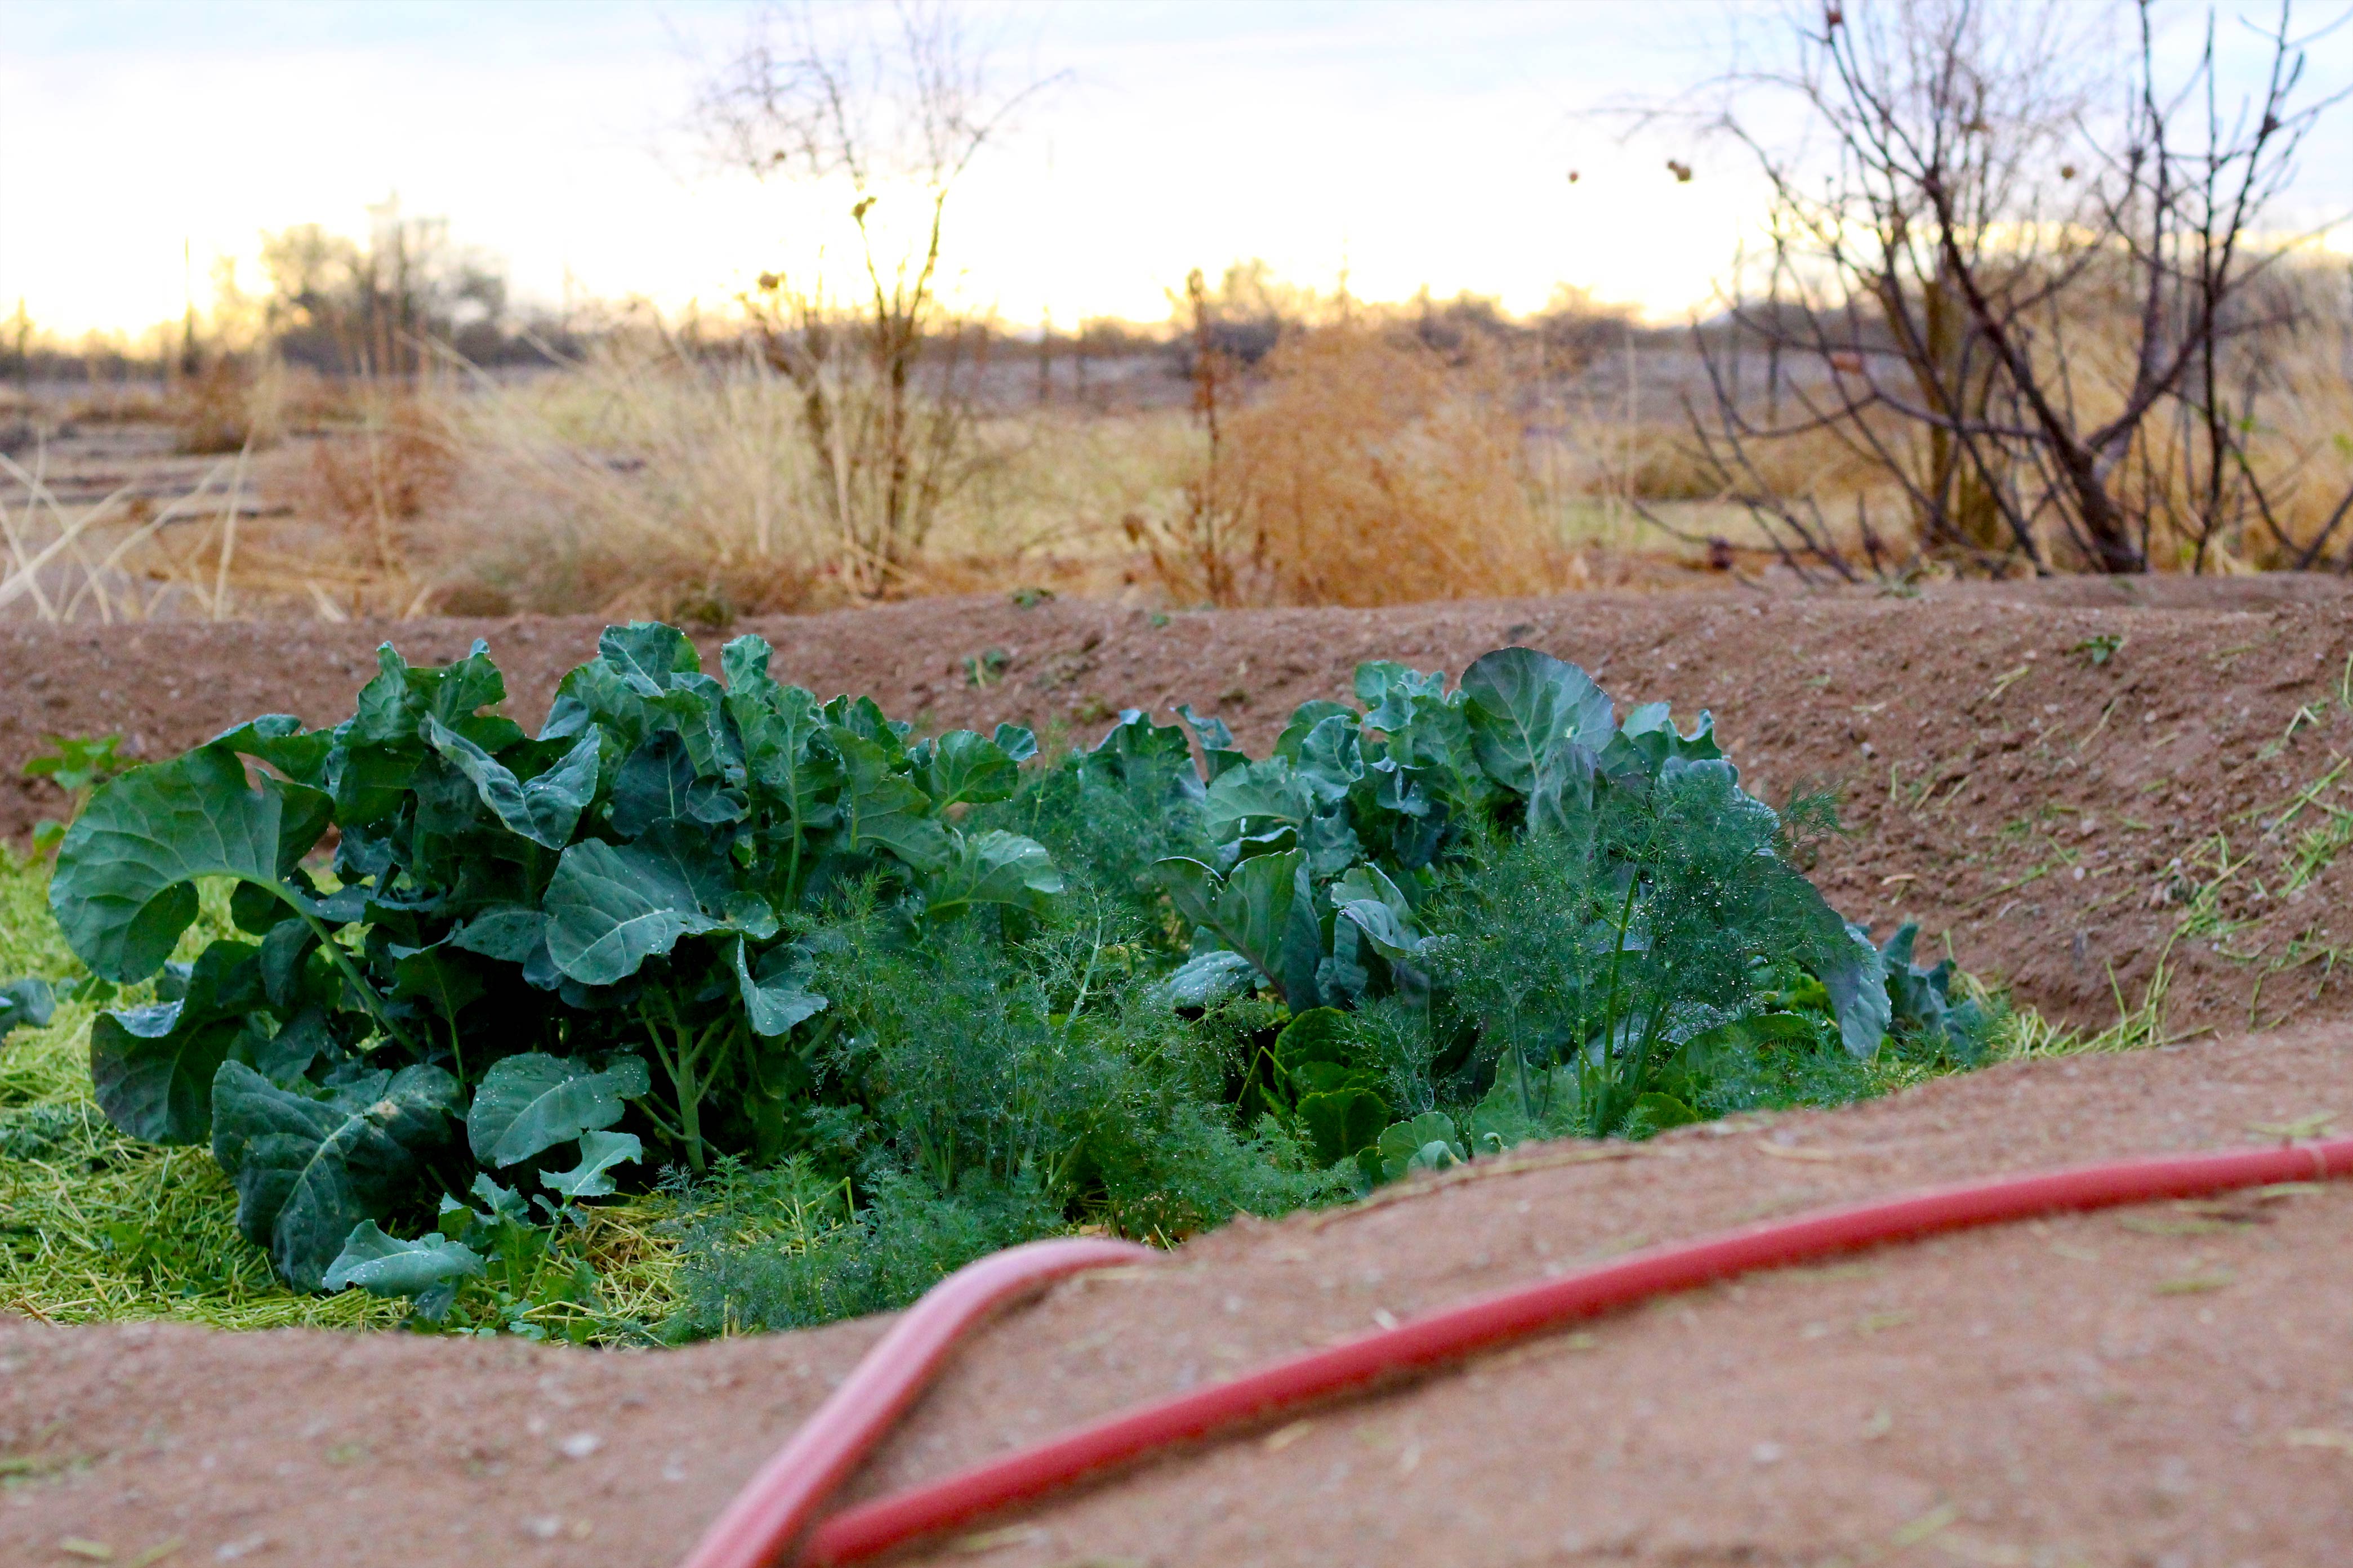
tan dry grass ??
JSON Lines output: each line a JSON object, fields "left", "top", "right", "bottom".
{"left": 1128, "top": 323, "right": 1584, "bottom": 606}
{"left": 421, "top": 336, "right": 834, "bottom": 621}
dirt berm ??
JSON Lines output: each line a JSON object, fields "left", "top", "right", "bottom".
{"left": 8, "top": 577, "right": 2353, "bottom": 1030}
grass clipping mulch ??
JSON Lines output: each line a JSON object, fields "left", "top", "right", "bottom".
{"left": 0, "top": 851, "right": 687, "bottom": 1335}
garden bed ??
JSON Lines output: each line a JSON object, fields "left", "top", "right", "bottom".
{"left": 6, "top": 579, "right": 2353, "bottom": 1564}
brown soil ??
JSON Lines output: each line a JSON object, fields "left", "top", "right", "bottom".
{"left": 9, "top": 583, "right": 2353, "bottom": 1567}
{"left": 7, "top": 1021, "right": 2351, "bottom": 1567}
{"left": 8, "top": 579, "right": 2353, "bottom": 1031}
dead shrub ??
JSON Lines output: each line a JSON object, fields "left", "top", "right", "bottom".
{"left": 171, "top": 356, "right": 283, "bottom": 455}
{"left": 1134, "top": 323, "right": 1566, "bottom": 606}
{"left": 310, "top": 398, "right": 458, "bottom": 525}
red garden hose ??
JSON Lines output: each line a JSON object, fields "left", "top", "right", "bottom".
{"left": 687, "top": 1133, "right": 2353, "bottom": 1568}
{"left": 678, "top": 1237, "right": 1152, "bottom": 1568}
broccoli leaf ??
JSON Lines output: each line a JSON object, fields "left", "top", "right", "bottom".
{"left": 541, "top": 1129, "right": 644, "bottom": 1198}
{"left": 1298, "top": 1087, "right": 1389, "bottom": 1167}
{"left": 421, "top": 716, "right": 600, "bottom": 848}
{"left": 542, "top": 836, "right": 733, "bottom": 985}
{"left": 0, "top": 977, "right": 55, "bottom": 1045}
{"left": 921, "top": 730, "right": 1023, "bottom": 808}
{"left": 88, "top": 941, "right": 266, "bottom": 1143}
{"left": 210, "top": 1060, "right": 458, "bottom": 1289}
{"left": 50, "top": 745, "right": 334, "bottom": 982}
{"left": 1155, "top": 850, "right": 1305, "bottom": 1002}
{"left": 466, "top": 1052, "right": 652, "bottom": 1168}
{"left": 324, "top": 1221, "right": 485, "bottom": 1300}
{"left": 1459, "top": 646, "right": 1613, "bottom": 798}
{"left": 734, "top": 940, "right": 828, "bottom": 1037}
{"left": 922, "top": 830, "right": 1064, "bottom": 919}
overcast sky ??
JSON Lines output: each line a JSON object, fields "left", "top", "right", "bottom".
{"left": 3, "top": 1, "right": 2347, "bottom": 342}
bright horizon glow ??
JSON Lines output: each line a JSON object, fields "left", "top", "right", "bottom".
{"left": 2, "top": 1, "right": 2345, "bottom": 346}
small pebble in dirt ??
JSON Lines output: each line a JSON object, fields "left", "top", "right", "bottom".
{"left": 1752, "top": 1442, "right": 1785, "bottom": 1465}
{"left": 523, "top": 1517, "right": 561, "bottom": 1541}
{"left": 558, "top": 1431, "right": 603, "bottom": 1459}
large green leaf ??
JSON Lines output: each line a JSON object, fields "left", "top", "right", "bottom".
{"left": 1153, "top": 850, "right": 1304, "bottom": 1003}
{"left": 1174, "top": 703, "right": 1248, "bottom": 780}
{"left": 1204, "top": 759, "right": 1313, "bottom": 835}
{"left": 1298, "top": 1087, "right": 1388, "bottom": 1166}
{"left": 51, "top": 745, "right": 334, "bottom": 982}
{"left": 421, "top": 716, "right": 600, "bottom": 848}
{"left": 1084, "top": 709, "right": 1204, "bottom": 806}
{"left": 1804, "top": 903, "right": 1892, "bottom": 1061}
{"left": 88, "top": 941, "right": 266, "bottom": 1143}
{"left": 349, "top": 640, "right": 511, "bottom": 748}
{"left": 725, "top": 647, "right": 841, "bottom": 836}
{"left": 91, "top": 1004, "right": 238, "bottom": 1144}
{"left": 1370, "top": 1111, "right": 1467, "bottom": 1184}
{"left": 922, "top": 830, "right": 1064, "bottom": 919}
{"left": 541, "top": 1129, "right": 643, "bottom": 1198}
{"left": 832, "top": 730, "right": 948, "bottom": 869}
{"left": 1295, "top": 715, "right": 1366, "bottom": 809}
{"left": 1158, "top": 949, "right": 1258, "bottom": 1008}
{"left": 599, "top": 622, "right": 703, "bottom": 690}
{"left": 542, "top": 834, "right": 734, "bottom": 984}
{"left": 211, "top": 1060, "right": 457, "bottom": 1289}
{"left": 1354, "top": 661, "right": 1450, "bottom": 733}
{"left": 466, "top": 1051, "right": 652, "bottom": 1167}
{"left": 1274, "top": 700, "right": 1357, "bottom": 763}
{"left": 210, "top": 714, "right": 335, "bottom": 786}
{"left": 1273, "top": 1007, "right": 1356, "bottom": 1075}
{"left": 734, "top": 939, "right": 828, "bottom": 1037}
{"left": 991, "top": 723, "right": 1039, "bottom": 763}
{"left": 920, "top": 730, "right": 1022, "bottom": 809}
{"left": 324, "top": 1221, "right": 484, "bottom": 1297}
{"left": 1459, "top": 647, "right": 1613, "bottom": 798}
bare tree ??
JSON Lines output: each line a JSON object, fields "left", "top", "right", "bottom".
{"left": 1679, "top": 0, "right": 2350, "bottom": 578}
{"left": 701, "top": 3, "right": 1062, "bottom": 596}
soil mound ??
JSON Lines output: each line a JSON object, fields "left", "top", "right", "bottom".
{"left": 6, "top": 1021, "right": 2349, "bottom": 1566}
{"left": 9, "top": 581, "right": 2353, "bottom": 1031}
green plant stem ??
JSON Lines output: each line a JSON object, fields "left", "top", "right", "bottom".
{"left": 284, "top": 896, "right": 416, "bottom": 1053}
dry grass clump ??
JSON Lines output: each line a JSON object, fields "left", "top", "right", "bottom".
{"left": 1130, "top": 322, "right": 1575, "bottom": 606}
{"left": 170, "top": 356, "right": 286, "bottom": 455}
{"left": 304, "top": 391, "right": 461, "bottom": 571}
{"left": 424, "top": 335, "right": 834, "bottom": 623}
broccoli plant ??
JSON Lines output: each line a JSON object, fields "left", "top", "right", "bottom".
{"left": 1146, "top": 647, "right": 1895, "bottom": 1174}
{"left": 48, "top": 624, "right": 1055, "bottom": 1289}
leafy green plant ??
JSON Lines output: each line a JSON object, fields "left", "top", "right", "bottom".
{"left": 962, "top": 647, "right": 1011, "bottom": 688}
{"left": 0, "top": 977, "right": 51, "bottom": 1046}
{"left": 48, "top": 625, "right": 1059, "bottom": 1290}
{"left": 23, "top": 732, "right": 127, "bottom": 857}
{"left": 2070, "top": 633, "right": 2124, "bottom": 668}
{"left": 1143, "top": 648, "right": 1892, "bottom": 1169}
